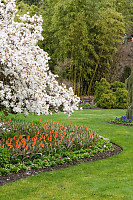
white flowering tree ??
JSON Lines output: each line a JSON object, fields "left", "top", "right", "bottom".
{"left": 0, "top": 0, "right": 80, "bottom": 115}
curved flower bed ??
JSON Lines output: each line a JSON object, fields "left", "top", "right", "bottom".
{"left": 0, "top": 119, "right": 113, "bottom": 176}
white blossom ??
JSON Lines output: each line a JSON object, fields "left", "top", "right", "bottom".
{"left": 0, "top": 0, "right": 80, "bottom": 115}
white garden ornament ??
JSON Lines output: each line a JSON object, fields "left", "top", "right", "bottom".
{"left": 0, "top": 0, "right": 80, "bottom": 115}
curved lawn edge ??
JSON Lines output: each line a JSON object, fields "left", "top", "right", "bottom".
{"left": 106, "top": 121, "right": 133, "bottom": 126}
{"left": 0, "top": 142, "right": 122, "bottom": 187}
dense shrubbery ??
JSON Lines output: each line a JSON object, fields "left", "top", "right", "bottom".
{"left": 0, "top": 118, "right": 112, "bottom": 176}
{"left": 94, "top": 78, "right": 129, "bottom": 109}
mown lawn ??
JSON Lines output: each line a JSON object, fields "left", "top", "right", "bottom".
{"left": 0, "top": 109, "right": 133, "bottom": 200}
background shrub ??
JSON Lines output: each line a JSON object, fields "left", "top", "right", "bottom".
{"left": 94, "top": 78, "right": 111, "bottom": 103}
{"left": 115, "top": 88, "right": 129, "bottom": 108}
{"left": 96, "top": 93, "right": 116, "bottom": 108}
{"left": 94, "top": 78, "right": 129, "bottom": 109}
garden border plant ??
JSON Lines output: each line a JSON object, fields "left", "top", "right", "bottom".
{"left": 107, "top": 115, "right": 133, "bottom": 126}
{"left": 0, "top": 118, "right": 114, "bottom": 179}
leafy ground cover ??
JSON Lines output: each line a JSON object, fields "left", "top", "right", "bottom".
{"left": 0, "top": 109, "right": 133, "bottom": 200}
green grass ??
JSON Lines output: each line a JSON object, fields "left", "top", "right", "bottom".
{"left": 0, "top": 109, "right": 133, "bottom": 200}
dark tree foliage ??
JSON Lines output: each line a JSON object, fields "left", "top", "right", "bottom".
{"left": 16, "top": 0, "right": 132, "bottom": 96}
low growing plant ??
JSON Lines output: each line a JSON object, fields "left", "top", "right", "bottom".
{"left": 112, "top": 116, "right": 133, "bottom": 124}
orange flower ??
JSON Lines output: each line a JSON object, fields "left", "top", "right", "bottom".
{"left": 7, "top": 142, "right": 11, "bottom": 147}
{"left": 81, "top": 125, "right": 83, "bottom": 128}
{"left": 32, "top": 141, "right": 36, "bottom": 147}
{"left": 63, "top": 132, "right": 66, "bottom": 135}
{"left": 18, "top": 142, "right": 21, "bottom": 148}
{"left": 39, "top": 142, "right": 42, "bottom": 148}
{"left": 89, "top": 132, "right": 92, "bottom": 137}
{"left": 20, "top": 135, "right": 22, "bottom": 139}
{"left": 27, "top": 135, "right": 30, "bottom": 142}
{"left": 86, "top": 127, "right": 88, "bottom": 130}
{"left": 55, "top": 130, "right": 58, "bottom": 134}
{"left": 22, "top": 142, "right": 26, "bottom": 148}
{"left": 2, "top": 144, "right": 4, "bottom": 148}
{"left": 55, "top": 142, "right": 56, "bottom": 145}
{"left": 71, "top": 132, "right": 73, "bottom": 135}
{"left": 25, "top": 146, "right": 28, "bottom": 150}
{"left": 42, "top": 143, "right": 44, "bottom": 147}
{"left": 22, "top": 138, "right": 25, "bottom": 143}
{"left": 3, "top": 119, "right": 5, "bottom": 121}
{"left": 72, "top": 138, "right": 74, "bottom": 141}
{"left": 97, "top": 129, "right": 99, "bottom": 132}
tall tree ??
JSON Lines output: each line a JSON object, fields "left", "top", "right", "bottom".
{"left": 41, "top": 0, "right": 125, "bottom": 95}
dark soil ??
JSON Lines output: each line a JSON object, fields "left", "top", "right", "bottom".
{"left": 106, "top": 121, "right": 133, "bottom": 126}
{"left": 0, "top": 143, "right": 122, "bottom": 187}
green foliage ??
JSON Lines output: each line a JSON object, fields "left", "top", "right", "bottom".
{"left": 15, "top": 1, "right": 40, "bottom": 22}
{"left": 111, "top": 81, "right": 125, "bottom": 91}
{"left": 94, "top": 78, "right": 111, "bottom": 103}
{"left": 115, "top": 88, "right": 129, "bottom": 109}
{"left": 0, "top": 168, "right": 10, "bottom": 176}
{"left": 97, "top": 93, "right": 116, "bottom": 109}
{"left": 0, "top": 146, "right": 10, "bottom": 167}
{"left": 95, "top": 78, "right": 129, "bottom": 109}
{"left": 38, "top": 0, "right": 126, "bottom": 95}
